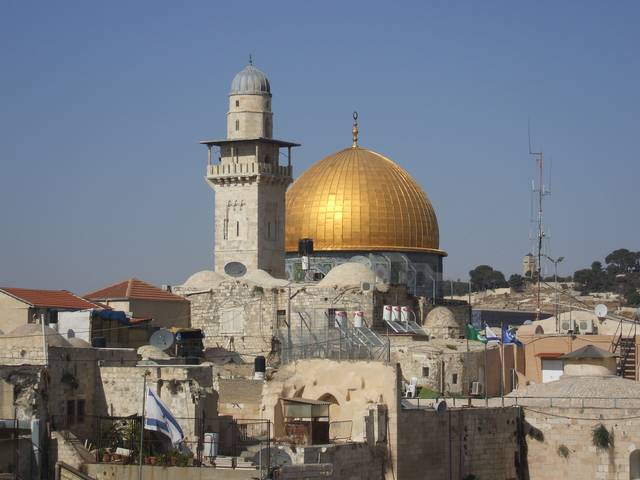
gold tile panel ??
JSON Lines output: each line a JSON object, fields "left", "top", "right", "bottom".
{"left": 285, "top": 146, "right": 445, "bottom": 255}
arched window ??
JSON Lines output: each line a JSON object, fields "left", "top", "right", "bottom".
{"left": 630, "top": 450, "right": 640, "bottom": 480}
{"left": 235, "top": 119, "right": 239, "bottom": 131}
{"left": 236, "top": 221, "right": 240, "bottom": 237}
{"left": 318, "top": 393, "right": 339, "bottom": 405}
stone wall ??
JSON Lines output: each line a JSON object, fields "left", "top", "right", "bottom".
{"left": 523, "top": 406, "right": 640, "bottom": 480}
{"left": 276, "top": 442, "right": 385, "bottom": 480}
{"left": 86, "top": 464, "right": 257, "bottom": 479}
{"left": 395, "top": 406, "right": 520, "bottom": 480}
{"left": 97, "top": 365, "right": 215, "bottom": 442}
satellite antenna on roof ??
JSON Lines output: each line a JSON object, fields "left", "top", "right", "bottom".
{"left": 595, "top": 304, "right": 608, "bottom": 320}
{"left": 149, "top": 329, "right": 175, "bottom": 351}
{"left": 224, "top": 261, "right": 247, "bottom": 277}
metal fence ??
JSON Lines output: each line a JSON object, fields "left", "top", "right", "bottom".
{"left": 276, "top": 309, "right": 389, "bottom": 364}
{"left": 401, "top": 395, "right": 640, "bottom": 410}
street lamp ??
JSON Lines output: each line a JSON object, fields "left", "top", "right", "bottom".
{"left": 544, "top": 254, "right": 565, "bottom": 331}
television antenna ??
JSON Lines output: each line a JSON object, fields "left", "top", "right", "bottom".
{"left": 528, "top": 119, "right": 552, "bottom": 321}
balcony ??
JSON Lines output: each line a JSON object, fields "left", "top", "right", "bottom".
{"left": 207, "top": 162, "right": 292, "bottom": 178}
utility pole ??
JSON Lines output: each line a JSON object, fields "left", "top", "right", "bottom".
{"left": 544, "top": 255, "right": 564, "bottom": 332}
{"left": 528, "top": 122, "right": 550, "bottom": 321}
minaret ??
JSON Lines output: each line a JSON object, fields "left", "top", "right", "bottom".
{"left": 201, "top": 61, "right": 299, "bottom": 278}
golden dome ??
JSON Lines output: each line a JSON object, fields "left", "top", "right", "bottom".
{"left": 285, "top": 146, "right": 446, "bottom": 255}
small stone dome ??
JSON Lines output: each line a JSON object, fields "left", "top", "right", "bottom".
{"left": 137, "top": 345, "right": 170, "bottom": 361}
{"left": 230, "top": 64, "right": 271, "bottom": 95}
{"left": 317, "top": 262, "right": 376, "bottom": 288}
{"left": 67, "top": 337, "right": 91, "bottom": 348}
{"left": 6, "top": 324, "right": 72, "bottom": 348}
{"left": 183, "top": 270, "right": 226, "bottom": 289}
{"left": 425, "top": 307, "right": 461, "bottom": 340}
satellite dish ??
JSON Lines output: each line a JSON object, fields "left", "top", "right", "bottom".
{"left": 149, "top": 329, "right": 175, "bottom": 351}
{"left": 224, "top": 261, "right": 247, "bottom": 278}
{"left": 595, "top": 304, "right": 608, "bottom": 320}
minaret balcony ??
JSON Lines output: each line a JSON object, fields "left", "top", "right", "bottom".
{"left": 207, "top": 162, "right": 292, "bottom": 178}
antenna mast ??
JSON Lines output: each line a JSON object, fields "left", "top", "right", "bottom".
{"left": 528, "top": 121, "right": 549, "bottom": 321}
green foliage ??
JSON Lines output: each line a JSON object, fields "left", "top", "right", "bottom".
{"left": 508, "top": 274, "right": 525, "bottom": 291}
{"left": 573, "top": 248, "right": 640, "bottom": 305}
{"left": 418, "top": 387, "right": 440, "bottom": 399}
{"left": 557, "top": 444, "right": 570, "bottom": 458}
{"left": 469, "top": 265, "right": 508, "bottom": 292}
{"left": 527, "top": 426, "right": 544, "bottom": 442}
{"left": 592, "top": 424, "right": 614, "bottom": 450}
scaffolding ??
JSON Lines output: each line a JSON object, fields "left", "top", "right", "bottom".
{"left": 277, "top": 308, "right": 389, "bottom": 364}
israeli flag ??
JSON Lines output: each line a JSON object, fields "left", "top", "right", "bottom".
{"left": 485, "top": 325, "right": 501, "bottom": 343}
{"left": 144, "top": 387, "right": 184, "bottom": 445}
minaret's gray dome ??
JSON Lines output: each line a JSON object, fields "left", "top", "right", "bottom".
{"left": 230, "top": 64, "right": 271, "bottom": 95}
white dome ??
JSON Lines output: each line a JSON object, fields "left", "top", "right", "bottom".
{"left": 317, "top": 262, "right": 376, "bottom": 288}
{"left": 137, "top": 345, "right": 170, "bottom": 361}
{"left": 230, "top": 64, "right": 271, "bottom": 95}
{"left": 183, "top": 270, "right": 226, "bottom": 289}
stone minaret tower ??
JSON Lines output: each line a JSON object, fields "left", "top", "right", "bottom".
{"left": 201, "top": 61, "right": 299, "bottom": 278}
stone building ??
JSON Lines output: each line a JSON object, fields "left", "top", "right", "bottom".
{"left": 0, "top": 287, "right": 101, "bottom": 332}
{"left": 199, "top": 61, "right": 299, "bottom": 278}
{"left": 509, "top": 344, "right": 640, "bottom": 480}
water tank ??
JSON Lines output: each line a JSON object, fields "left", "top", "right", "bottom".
{"left": 92, "top": 337, "right": 106, "bottom": 348}
{"left": 401, "top": 306, "right": 412, "bottom": 323}
{"left": 383, "top": 305, "right": 392, "bottom": 322}
{"left": 353, "top": 311, "right": 364, "bottom": 328}
{"left": 298, "top": 238, "right": 314, "bottom": 256}
{"left": 392, "top": 306, "right": 401, "bottom": 322}
{"left": 203, "top": 432, "right": 218, "bottom": 458}
{"left": 254, "top": 356, "right": 266, "bottom": 380}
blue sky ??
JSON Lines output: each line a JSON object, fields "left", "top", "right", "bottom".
{"left": 1, "top": 1, "right": 638, "bottom": 293}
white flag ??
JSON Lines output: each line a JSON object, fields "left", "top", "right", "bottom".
{"left": 485, "top": 325, "right": 501, "bottom": 343}
{"left": 144, "top": 387, "right": 184, "bottom": 445}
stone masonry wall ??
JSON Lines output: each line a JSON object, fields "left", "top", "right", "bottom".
{"left": 524, "top": 406, "right": 640, "bottom": 480}
{"left": 395, "top": 406, "right": 520, "bottom": 480}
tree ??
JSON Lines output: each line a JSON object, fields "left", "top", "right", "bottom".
{"left": 508, "top": 274, "right": 525, "bottom": 291}
{"left": 469, "top": 265, "right": 508, "bottom": 292}
{"left": 605, "top": 248, "right": 640, "bottom": 274}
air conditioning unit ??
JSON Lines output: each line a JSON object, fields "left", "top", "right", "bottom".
{"left": 470, "top": 381, "right": 484, "bottom": 396}
{"left": 360, "top": 281, "right": 372, "bottom": 292}
{"left": 560, "top": 319, "right": 576, "bottom": 334}
{"left": 579, "top": 319, "right": 595, "bottom": 334}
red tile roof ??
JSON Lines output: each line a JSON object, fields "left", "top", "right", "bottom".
{"left": 0, "top": 288, "right": 100, "bottom": 310}
{"left": 83, "top": 278, "right": 187, "bottom": 302}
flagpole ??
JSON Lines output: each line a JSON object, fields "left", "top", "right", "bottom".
{"left": 500, "top": 322, "right": 505, "bottom": 408}
{"left": 139, "top": 370, "right": 150, "bottom": 480}
{"left": 483, "top": 339, "right": 488, "bottom": 407}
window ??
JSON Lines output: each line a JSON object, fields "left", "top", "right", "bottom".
{"left": 223, "top": 219, "right": 228, "bottom": 240}
{"left": 452, "top": 373, "right": 458, "bottom": 385}
{"left": 276, "top": 310, "right": 287, "bottom": 329}
{"left": 235, "top": 119, "right": 239, "bottom": 131}
{"left": 236, "top": 221, "right": 240, "bottom": 237}
{"left": 76, "top": 399, "right": 85, "bottom": 424}
{"left": 267, "top": 222, "right": 271, "bottom": 239}
{"left": 66, "top": 400, "right": 75, "bottom": 425}
{"left": 422, "top": 366, "right": 430, "bottom": 378}
{"left": 220, "top": 308, "right": 244, "bottom": 334}
{"left": 235, "top": 100, "right": 239, "bottom": 107}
